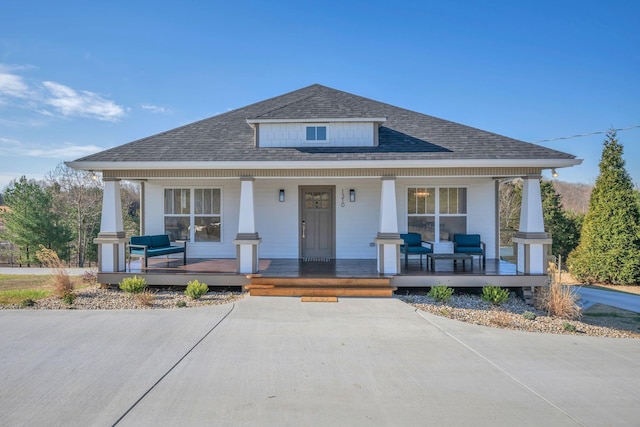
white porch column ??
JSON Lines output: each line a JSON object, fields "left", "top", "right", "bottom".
{"left": 374, "top": 177, "right": 402, "bottom": 274}
{"left": 94, "top": 178, "right": 127, "bottom": 272}
{"left": 513, "top": 176, "right": 552, "bottom": 274}
{"left": 233, "top": 178, "right": 262, "bottom": 274}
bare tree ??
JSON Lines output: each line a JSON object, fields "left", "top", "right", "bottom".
{"left": 499, "top": 179, "right": 522, "bottom": 247}
{"left": 47, "top": 164, "right": 102, "bottom": 267}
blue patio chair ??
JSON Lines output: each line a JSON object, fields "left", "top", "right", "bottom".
{"left": 453, "top": 234, "right": 486, "bottom": 268}
{"left": 400, "top": 233, "right": 433, "bottom": 269}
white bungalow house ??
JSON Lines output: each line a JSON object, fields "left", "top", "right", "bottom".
{"left": 67, "top": 84, "right": 581, "bottom": 296}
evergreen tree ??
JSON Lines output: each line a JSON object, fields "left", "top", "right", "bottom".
{"left": 541, "top": 181, "right": 580, "bottom": 259}
{"left": 2, "top": 177, "right": 72, "bottom": 266}
{"left": 567, "top": 131, "right": 640, "bottom": 284}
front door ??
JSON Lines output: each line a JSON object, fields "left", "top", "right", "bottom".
{"left": 300, "top": 186, "right": 335, "bottom": 259}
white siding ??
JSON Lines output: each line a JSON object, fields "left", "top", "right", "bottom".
{"left": 396, "top": 178, "right": 497, "bottom": 259}
{"left": 143, "top": 176, "right": 496, "bottom": 260}
{"left": 258, "top": 123, "right": 375, "bottom": 147}
{"left": 145, "top": 181, "right": 239, "bottom": 258}
{"left": 254, "top": 179, "right": 379, "bottom": 259}
{"left": 335, "top": 180, "right": 379, "bottom": 259}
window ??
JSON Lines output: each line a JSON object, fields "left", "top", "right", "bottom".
{"left": 164, "top": 188, "right": 221, "bottom": 242}
{"left": 306, "top": 126, "right": 327, "bottom": 141}
{"left": 407, "top": 187, "right": 467, "bottom": 242}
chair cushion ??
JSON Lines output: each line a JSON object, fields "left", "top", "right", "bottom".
{"left": 150, "top": 234, "right": 171, "bottom": 248}
{"left": 455, "top": 246, "right": 483, "bottom": 255}
{"left": 401, "top": 245, "right": 432, "bottom": 254}
{"left": 453, "top": 234, "right": 481, "bottom": 247}
{"left": 130, "top": 235, "right": 152, "bottom": 247}
{"left": 400, "top": 233, "right": 422, "bottom": 247}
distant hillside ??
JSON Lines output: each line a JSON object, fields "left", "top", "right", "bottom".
{"left": 551, "top": 181, "right": 592, "bottom": 215}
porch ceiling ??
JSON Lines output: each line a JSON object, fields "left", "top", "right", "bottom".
{"left": 101, "top": 166, "right": 545, "bottom": 180}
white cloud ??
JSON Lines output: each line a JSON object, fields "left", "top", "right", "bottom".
{"left": 141, "top": 104, "right": 171, "bottom": 114}
{"left": 42, "top": 81, "right": 125, "bottom": 122}
{"left": 0, "top": 72, "right": 30, "bottom": 98}
{"left": 26, "top": 142, "right": 104, "bottom": 159}
{"left": 0, "top": 63, "right": 126, "bottom": 122}
{"left": 0, "top": 136, "right": 104, "bottom": 159}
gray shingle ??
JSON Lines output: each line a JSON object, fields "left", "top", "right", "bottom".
{"left": 73, "top": 84, "right": 575, "bottom": 163}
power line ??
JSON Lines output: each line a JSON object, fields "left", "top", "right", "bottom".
{"left": 534, "top": 125, "right": 640, "bottom": 143}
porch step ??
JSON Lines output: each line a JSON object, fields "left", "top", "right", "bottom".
{"left": 247, "top": 277, "right": 396, "bottom": 298}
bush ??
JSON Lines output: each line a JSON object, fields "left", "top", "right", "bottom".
{"left": 185, "top": 279, "right": 209, "bottom": 299}
{"left": 481, "top": 285, "right": 509, "bottom": 305}
{"left": 119, "top": 276, "right": 147, "bottom": 294}
{"left": 428, "top": 285, "right": 454, "bottom": 303}
{"left": 36, "top": 246, "right": 73, "bottom": 299}
{"left": 175, "top": 300, "right": 187, "bottom": 308}
{"left": 82, "top": 270, "right": 97, "bottom": 285}
{"left": 563, "top": 322, "right": 577, "bottom": 332}
{"left": 135, "top": 290, "right": 155, "bottom": 307}
{"left": 20, "top": 298, "right": 35, "bottom": 307}
{"left": 522, "top": 311, "right": 537, "bottom": 321}
{"left": 535, "top": 277, "right": 581, "bottom": 320}
{"left": 61, "top": 292, "right": 76, "bottom": 305}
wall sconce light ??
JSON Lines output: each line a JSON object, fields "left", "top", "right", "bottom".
{"left": 90, "top": 171, "right": 98, "bottom": 181}
{"left": 279, "top": 189, "right": 285, "bottom": 202}
{"left": 349, "top": 189, "right": 356, "bottom": 202}
{"left": 551, "top": 168, "right": 558, "bottom": 178}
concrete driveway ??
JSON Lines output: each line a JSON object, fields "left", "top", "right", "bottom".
{"left": 575, "top": 286, "right": 640, "bottom": 312}
{"left": 1, "top": 297, "right": 639, "bottom": 426}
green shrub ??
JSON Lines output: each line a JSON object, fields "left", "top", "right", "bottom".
{"left": 428, "top": 285, "right": 454, "bottom": 303}
{"left": 522, "top": 311, "right": 537, "bottom": 321}
{"left": 119, "top": 276, "right": 147, "bottom": 294}
{"left": 175, "top": 300, "right": 187, "bottom": 308}
{"left": 481, "top": 285, "right": 510, "bottom": 305}
{"left": 563, "top": 322, "right": 577, "bottom": 332}
{"left": 185, "top": 279, "right": 209, "bottom": 299}
{"left": 20, "top": 298, "right": 36, "bottom": 307}
{"left": 61, "top": 292, "right": 76, "bottom": 305}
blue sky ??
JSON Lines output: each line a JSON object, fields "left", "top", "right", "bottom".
{"left": 1, "top": 0, "right": 639, "bottom": 191}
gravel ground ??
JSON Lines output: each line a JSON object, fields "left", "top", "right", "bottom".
{"left": 399, "top": 293, "right": 640, "bottom": 339}
{"left": 2, "top": 286, "right": 246, "bottom": 310}
{"left": 4, "top": 285, "right": 638, "bottom": 339}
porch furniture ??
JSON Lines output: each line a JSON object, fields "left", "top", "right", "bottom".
{"left": 129, "top": 234, "right": 187, "bottom": 268}
{"left": 453, "top": 234, "right": 486, "bottom": 269}
{"left": 400, "top": 233, "right": 433, "bottom": 269}
{"left": 427, "top": 253, "right": 473, "bottom": 272}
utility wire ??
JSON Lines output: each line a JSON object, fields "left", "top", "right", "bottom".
{"left": 534, "top": 125, "right": 640, "bottom": 143}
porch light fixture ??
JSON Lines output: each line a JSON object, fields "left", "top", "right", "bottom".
{"left": 279, "top": 189, "right": 285, "bottom": 202}
{"left": 349, "top": 189, "right": 356, "bottom": 202}
{"left": 90, "top": 171, "right": 98, "bottom": 181}
{"left": 551, "top": 168, "right": 558, "bottom": 178}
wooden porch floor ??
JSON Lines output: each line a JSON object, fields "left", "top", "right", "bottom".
{"left": 124, "top": 257, "right": 520, "bottom": 276}
{"left": 123, "top": 257, "right": 519, "bottom": 277}
{"left": 102, "top": 257, "right": 545, "bottom": 291}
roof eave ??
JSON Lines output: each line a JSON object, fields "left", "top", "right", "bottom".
{"left": 66, "top": 158, "right": 582, "bottom": 172}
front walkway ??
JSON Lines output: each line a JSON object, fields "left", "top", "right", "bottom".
{"left": 1, "top": 297, "right": 639, "bottom": 426}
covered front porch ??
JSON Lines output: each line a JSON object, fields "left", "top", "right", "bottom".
{"left": 97, "top": 257, "right": 547, "bottom": 297}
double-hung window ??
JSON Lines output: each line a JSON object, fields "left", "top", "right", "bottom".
{"left": 164, "top": 188, "right": 221, "bottom": 242}
{"left": 407, "top": 187, "right": 467, "bottom": 242}
{"left": 306, "top": 126, "right": 327, "bottom": 141}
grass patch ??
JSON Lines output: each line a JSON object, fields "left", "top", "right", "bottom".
{"left": 0, "top": 274, "right": 54, "bottom": 292}
{"left": 0, "top": 289, "right": 51, "bottom": 305}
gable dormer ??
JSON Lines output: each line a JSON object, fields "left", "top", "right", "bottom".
{"left": 246, "top": 117, "right": 387, "bottom": 148}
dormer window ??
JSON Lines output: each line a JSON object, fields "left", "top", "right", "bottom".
{"left": 306, "top": 126, "right": 327, "bottom": 141}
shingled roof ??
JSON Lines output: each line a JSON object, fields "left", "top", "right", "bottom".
{"left": 72, "top": 84, "right": 576, "bottom": 163}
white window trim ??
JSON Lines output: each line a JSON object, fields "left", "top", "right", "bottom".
{"left": 305, "top": 125, "right": 328, "bottom": 142}
{"left": 405, "top": 185, "right": 468, "bottom": 242}
{"left": 163, "top": 186, "right": 223, "bottom": 244}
